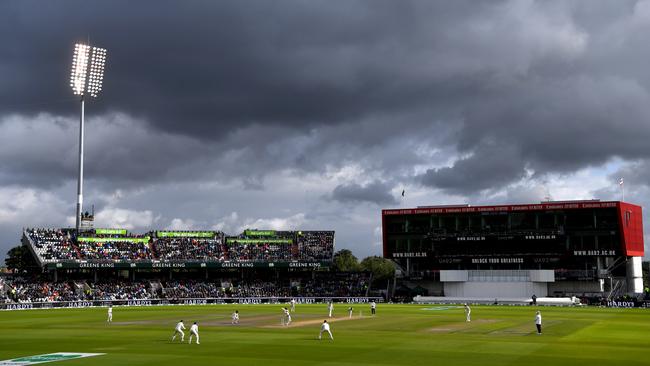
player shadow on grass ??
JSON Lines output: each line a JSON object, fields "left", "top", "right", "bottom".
{"left": 161, "top": 339, "right": 191, "bottom": 344}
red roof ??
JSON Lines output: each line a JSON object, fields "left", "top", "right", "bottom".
{"left": 382, "top": 201, "right": 630, "bottom": 215}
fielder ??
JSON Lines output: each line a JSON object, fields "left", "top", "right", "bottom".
{"left": 171, "top": 320, "right": 186, "bottom": 342}
{"left": 232, "top": 310, "right": 240, "bottom": 325}
{"left": 188, "top": 322, "right": 200, "bottom": 344}
{"left": 328, "top": 302, "right": 334, "bottom": 318}
{"left": 318, "top": 320, "right": 333, "bottom": 340}
{"left": 290, "top": 298, "right": 296, "bottom": 312}
{"left": 535, "top": 311, "right": 542, "bottom": 334}
{"left": 348, "top": 306, "right": 353, "bottom": 319}
{"left": 282, "top": 307, "right": 291, "bottom": 326}
{"left": 464, "top": 304, "right": 471, "bottom": 322}
{"left": 107, "top": 305, "right": 112, "bottom": 322}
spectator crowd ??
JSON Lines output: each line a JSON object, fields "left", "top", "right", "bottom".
{"left": 76, "top": 241, "right": 151, "bottom": 262}
{"left": 1, "top": 274, "right": 369, "bottom": 304}
{"left": 154, "top": 238, "right": 226, "bottom": 261}
{"left": 25, "top": 228, "right": 77, "bottom": 262}
{"left": 23, "top": 229, "right": 334, "bottom": 263}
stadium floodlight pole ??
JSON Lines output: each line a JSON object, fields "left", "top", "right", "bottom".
{"left": 70, "top": 43, "right": 107, "bottom": 231}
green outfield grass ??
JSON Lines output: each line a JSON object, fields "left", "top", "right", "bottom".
{"left": 1, "top": 304, "right": 649, "bottom": 365}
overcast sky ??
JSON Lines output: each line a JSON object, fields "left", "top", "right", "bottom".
{"left": 1, "top": 0, "right": 650, "bottom": 260}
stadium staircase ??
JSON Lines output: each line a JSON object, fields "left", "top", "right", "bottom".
{"left": 149, "top": 242, "right": 159, "bottom": 259}
{"left": 73, "top": 281, "right": 87, "bottom": 298}
{"left": 608, "top": 279, "right": 627, "bottom": 301}
{"left": 150, "top": 281, "right": 163, "bottom": 295}
{"left": 68, "top": 239, "right": 83, "bottom": 259}
{"left": 604, "top": 257, "right": 626, "bottom": 275}
{"left": 603, "top": 257, "right": 629, "bottom": 300}
{"left": 22, "top": 231, "right": 45, "bottom": 266}
{"left": 73, "top": 246, "right": 83, "bottom": 259}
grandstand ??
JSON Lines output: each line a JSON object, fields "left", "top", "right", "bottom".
{"left": 0, "top": 227, "right": 376, "bottom": 309}
{"left": 0, "top": 273, "right": 372, "bottom": 307}
{"left": 383, "top": 200, "right": 645, "bottom": 300}
{"left": 22, "top": 228, "right": 334, "bottom": 269}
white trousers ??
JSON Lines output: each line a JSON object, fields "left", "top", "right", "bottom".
{"left": 319, "top": 329, "right": 333, "bottom": 340}
{"left": 189, "top": 330, "right": 199, "bottom": 344}
{"left": 172, "top": 330, "right": 185, "bottom": 341}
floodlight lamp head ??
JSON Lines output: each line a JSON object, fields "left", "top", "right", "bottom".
{"left": 70, "top": 43, "right": 107, "bottom": 98}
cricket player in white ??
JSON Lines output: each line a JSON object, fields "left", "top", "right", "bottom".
{"left": 535, "top": 311, "right": 542, "bottom": 334}
{"left": 282, "top": 307, "right": 291, "bottom": 325}
{"left": 232, "top": 310, "right": 240, "bottom": 325}
{"left": 189, "top": 322, "right": 200, "bottom": 344}
{"left": 464, "top": 304, "right": 471, "bottom": 322}
{"left": 107, "top": 306, "right": 112, "bottom": 322}
{"left": 348, "top": 306, "right": 353, "bottom": 319}
{"left": 318, "top": 320, "right": 333, "bottom": 340}
{"left": 171, "top": 320, "right": 186, "bottom": 342}
{"left": 290, "top": 299, "right": 296, "bottom": 312}
{"left": 328, "top": 302, "right": 334, "bottom": 318}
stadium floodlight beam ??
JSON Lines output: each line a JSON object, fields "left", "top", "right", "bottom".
{"left": 70, "top": 43, "right": 107, "bottom": 231}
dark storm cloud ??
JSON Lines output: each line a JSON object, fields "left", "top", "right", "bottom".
{"left": 0, "top": 113, "right": 214, "bottom": 189}
{"left": 460, "top": 77, "right": 650, "bottom": 170}
{"left": 603, "top": 161, "right": 650, "bottom": 194}
{"left": 420, "top": 142, "right": 526, "bottom": 194}
{"left": 421, "top": 73, "right": 650, "bottom": 193}
{"left": 5, "top": 1, "right": 650, "bottom": 259}
{"left": 330, "top": 181, "right": 397, "bottom": 205}
{"left": 0, "top": 0, "right": 444, "bottom": 138}
{"left": 0, "top": 0, "right": 471, "bottom": 191}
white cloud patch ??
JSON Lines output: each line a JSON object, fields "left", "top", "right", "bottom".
{"left": 0, "top": 187, "right": 69, "bottom": 225}
{"left": 211, "top": 212, "right": 240, "bottom": 233}
{"left": 373, "top": 226, "right": 382, "bottom": 248}
{"left": 243, "top": 213, "right": 307, "bottom": 232}
{"left": 94, "top": 207, "right": 158, "bottom": 230}
{"left": 167, "top": 218, "right": 197, "bottom": 231}
{"left": 212, "top": 212, "right": 307, "bottom": 234}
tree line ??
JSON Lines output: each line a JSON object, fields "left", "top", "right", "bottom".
{"left": 332, "top": 249, "right": 395, "bottom": 283}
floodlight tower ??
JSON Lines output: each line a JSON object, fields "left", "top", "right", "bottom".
{"left": 70, "top": 43, "right": 107, "bottom": 231}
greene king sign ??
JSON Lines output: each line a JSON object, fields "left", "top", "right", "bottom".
{"left": 0, "top": 353, "right": 104, "bottom": 365}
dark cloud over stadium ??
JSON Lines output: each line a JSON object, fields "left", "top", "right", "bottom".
{"left": 2, "top": 0, "right": 650, "bottom": 258}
